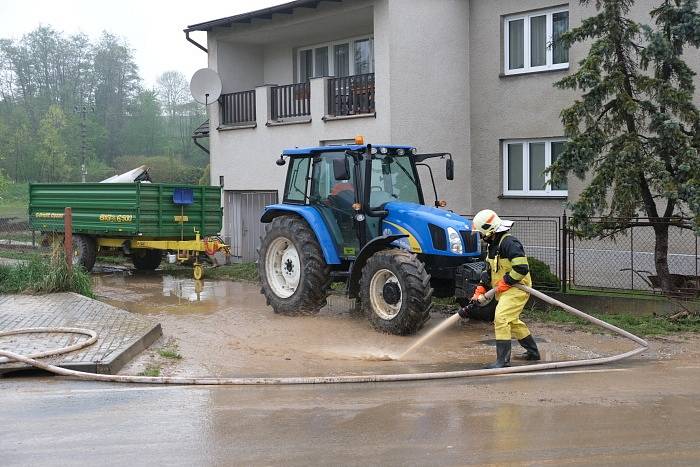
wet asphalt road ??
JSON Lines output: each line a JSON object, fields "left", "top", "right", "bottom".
{"left": 4, "top": 273, "right": 700, "bottom": 465}
{"left": 3, "top": 359, "right": 700, "bottom": 466}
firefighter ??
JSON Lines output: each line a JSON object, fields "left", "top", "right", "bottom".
{"left": 461, "top": 209, "right": 540, "bottom": 368}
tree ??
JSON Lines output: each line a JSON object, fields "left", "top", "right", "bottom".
{"left": 550, "top": 0, "right": 700, "bottom": 293}
{"left": 37, "top": 105, "right": 68, "bottom": 182}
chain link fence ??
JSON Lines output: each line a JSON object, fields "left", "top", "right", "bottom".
{"left": 461, "top": 214, "right": 699, "bottom": 298}
{"left": 0, "top": 214, "right": 36, "bottom": 250}
{"left": 568, "top": 218, "right": 699, "bottom": 296}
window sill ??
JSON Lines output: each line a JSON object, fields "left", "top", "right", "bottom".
{"left": 500, "top": 66, "right": 569, "bottom": 78}
{"left": 266, "top": 118, "right": 312, "bottom": 127}
{"left": 323, "top": 112, "right": 376, "bottom": 121}
{"left": 499, "top": 194, "right": 568, "bottom": 200}
{"left": 217, "top": 123, "right": 257, "bottom": 131}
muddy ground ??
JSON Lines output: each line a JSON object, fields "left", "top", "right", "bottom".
{"left": 92, "top": 271, "right": 700, "bottom": 380}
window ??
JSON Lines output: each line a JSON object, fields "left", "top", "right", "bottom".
{"left": 503, "top": 139, "right": 568, "bottom": 197}
{"left": 298, "top": 36, "right": 374, "bottom": 82}
{"left": 284, "top": 157, "right": 311, "bottom": 203}
{"left": 504, "top": 8, "right": 569, "bottom": 75}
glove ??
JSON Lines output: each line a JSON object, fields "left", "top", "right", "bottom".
{"left": 470, "top": 285, "right": 487, "bottom": 303}
{"left": 496, "top": 278, "right": 511, "bottom": 294}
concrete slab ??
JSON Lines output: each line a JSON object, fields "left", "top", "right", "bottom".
{"left": 0, "top": 293, "right": 161, "bottom": 375}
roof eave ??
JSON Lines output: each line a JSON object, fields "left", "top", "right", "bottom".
{"left": 184, "top": 0, "right": 343, "bottom": 33}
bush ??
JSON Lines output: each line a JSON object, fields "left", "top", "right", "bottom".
{"left": 0, "top": 251, "right": 93, "bottom": 297}
{"left": 529, "top": 257, "right": 560, "bottom": 290}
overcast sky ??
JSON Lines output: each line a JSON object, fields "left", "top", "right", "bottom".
{"left": 0, "top": 0, "right": 287, "bottom": 87}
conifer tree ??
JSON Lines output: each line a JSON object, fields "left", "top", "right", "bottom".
{"left": 551, "top": 0, "right": 700, "bottom": 292}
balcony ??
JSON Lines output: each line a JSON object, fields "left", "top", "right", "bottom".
{"left": 270, "top": 82, "right": 310, "bottom": 121}
{"left": 217, "top": 73, "right": 376, "bottom": 130}
{"left": 219, "top": 90, "right": 256, "bottom": 127}
{"left": 327, "top": 73, "right": 375, "bottom": 117}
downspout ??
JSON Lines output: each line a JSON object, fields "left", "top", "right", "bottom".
{"left": 193, "top": 137, "right": 209, "bottom": 155}
{"left": 184, "top": 30, "right": 208, "bottom": 53}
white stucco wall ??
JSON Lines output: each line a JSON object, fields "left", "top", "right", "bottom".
{"left": 382, "top": 0, "right": 471, "bottom": 213}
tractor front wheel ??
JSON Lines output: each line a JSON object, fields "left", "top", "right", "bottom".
{"left": 258, "top": 215, "right": 331, "bottom": 315}
{"left": 360, "top": 249, "right": 433, "bottom": 335}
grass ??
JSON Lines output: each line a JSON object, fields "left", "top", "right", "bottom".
{"left": 0, "top": 182, "right": 29, "bottom": 218}
{"left": 526, "top": 305, "right": 700, "bottom": 336}
{"left": 0, "top": 249, "right": 43, "bottom": 261}
{"left": 161, "top": 261, "right": 259, "bottom": 282}
{"left": 96, "top": 255, "right": 128, "bottom": 265}
{"left": 0, "top": 250, "right": 93, "bottom": 297}
{"left": 138, "top": 365, "right": 161, "bottom": 377}
{"left": 158, "top": 347, "right": 182, "bottom": 360}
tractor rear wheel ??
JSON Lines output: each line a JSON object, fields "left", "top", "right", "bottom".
{"left": 258, "top": 215, "right": 331, "bottom": 315}
{"left": 360, "top": 249, "right": 433, "bottom": 335}
{"left": 132, "top": 249, "right": 162, "bottom": 271}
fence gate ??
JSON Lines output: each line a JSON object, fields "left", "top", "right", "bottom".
{"left": 224, "top": 191, "right": 278, "bottom": 262}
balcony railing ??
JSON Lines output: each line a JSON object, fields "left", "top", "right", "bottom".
{"left": 327, "top": 73, "right": 375, "bottom": 117}
{"left": 219, "top": 90, "right": 256, "bottom": 126}
{"left": 271, "top": 82, "right": 310, "bottom": 121}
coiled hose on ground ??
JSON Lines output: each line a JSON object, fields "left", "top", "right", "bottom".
{"left": 0, "top": 284, "right": 648, "bottom": 385}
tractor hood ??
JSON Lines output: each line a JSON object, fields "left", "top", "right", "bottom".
{"left": 381, "top": 202, "right": 480, "bottom": 257}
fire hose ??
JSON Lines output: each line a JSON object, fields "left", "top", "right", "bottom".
{"left": 0, "top": 284, "right": 648, "bottom": 385}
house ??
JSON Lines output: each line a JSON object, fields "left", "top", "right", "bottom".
{"left": 184, "top": 0, "right": 700, "bottom": 261}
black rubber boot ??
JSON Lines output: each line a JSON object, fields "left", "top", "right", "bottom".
{"left": 485, "top": 340, "right": 511, "bottom": 369}
{"left": 514, "top": 334, "right": 540, "bottom": 361}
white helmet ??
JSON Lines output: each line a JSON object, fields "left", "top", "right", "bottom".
{"left": 472, "top": 209, "right": 513, "bottom": 238}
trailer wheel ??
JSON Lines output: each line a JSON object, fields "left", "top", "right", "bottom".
{"left": 258, "top": 215, "right": 331, "bottom": 315}
{"left": 132, "top": 249, "right": 162, "bottom": 271}
{"left": 360, "top": 249, "right": 433, "bottom": 335}
{"left": 71, "top": 235, "right": 97, "bottom": 272}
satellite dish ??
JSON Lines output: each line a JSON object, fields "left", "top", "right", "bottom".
{"left": 190, "top": 68, "right": 222, "bottom": 105}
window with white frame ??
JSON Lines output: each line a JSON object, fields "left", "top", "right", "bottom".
{"left": 297, "top": 36, "right": 374, "bottom": 82}
{"left": 504, "top": 7, "right": 569, "bottom": 75}
{"left": 503, "top": 139, "right": 568, "bottom": 196}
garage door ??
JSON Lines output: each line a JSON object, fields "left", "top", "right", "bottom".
{"left": 224, "top": 191, "right": 278, "bottom": 261}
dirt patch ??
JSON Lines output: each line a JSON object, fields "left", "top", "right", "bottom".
{"left": 94, "top": 273, "right": 700, "bottom": 379}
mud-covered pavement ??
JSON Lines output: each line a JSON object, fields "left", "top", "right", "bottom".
{"left": 3, "top": 271, "right": 700, "bottom": 465}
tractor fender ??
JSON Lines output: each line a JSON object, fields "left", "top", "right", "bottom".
{"left": 347, "top": 234, "right": 408, "bottom": 299}
{"left": 260, "top": 205, "right": 341, "bottom": 265}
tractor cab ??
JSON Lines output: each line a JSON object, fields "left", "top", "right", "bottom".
{"left": 260, "top": 140, "right": 488, "bottom": 335}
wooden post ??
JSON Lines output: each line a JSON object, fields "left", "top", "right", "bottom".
{"left": 64, "top": 207, "right": 73, "bottom": 274}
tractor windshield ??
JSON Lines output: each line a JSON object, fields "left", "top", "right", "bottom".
{"left": 368, "top": 154, "right": 422, "bottom": 207}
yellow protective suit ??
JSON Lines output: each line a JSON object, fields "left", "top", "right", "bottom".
{"left": 488, "top": 234, "right": 532, "bottom": 341}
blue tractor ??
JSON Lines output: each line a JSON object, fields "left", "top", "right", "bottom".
{"left": 258, "top": 141, "right": 489, "bottom": 335}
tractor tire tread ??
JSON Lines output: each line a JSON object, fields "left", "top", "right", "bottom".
{"left": 258, "top": 215, "right": 331, "bottom": 315}
{"left": 360, "top": 249, "right": 433, "bottom": 335}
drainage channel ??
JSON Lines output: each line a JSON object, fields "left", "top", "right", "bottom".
{"left": 0, "top": 284, "right": 648, "bottom": 385}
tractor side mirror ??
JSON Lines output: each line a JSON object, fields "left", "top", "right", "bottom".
{"left": 333, "top": 157, "right": 351, "bottom": 180}
{"left": 446, "top": 158, "right": 454, "bottom": 180}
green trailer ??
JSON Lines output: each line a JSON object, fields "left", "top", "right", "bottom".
{"left": 29, "top": 182, "right": 228, "bottom": 278}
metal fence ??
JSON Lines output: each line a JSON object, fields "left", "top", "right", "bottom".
{"left": 0, "top": 215, "right": 36, "bottom": 251}
{"left": 460, "top": 214, "right": 699, "bottom": 298}
{"left": 567, "top": 218, "right": 699, "bottom": 296}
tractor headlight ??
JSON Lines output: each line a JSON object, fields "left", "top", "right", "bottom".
{"left": 446, "top": 227, "right": 463, "bottom": 254}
